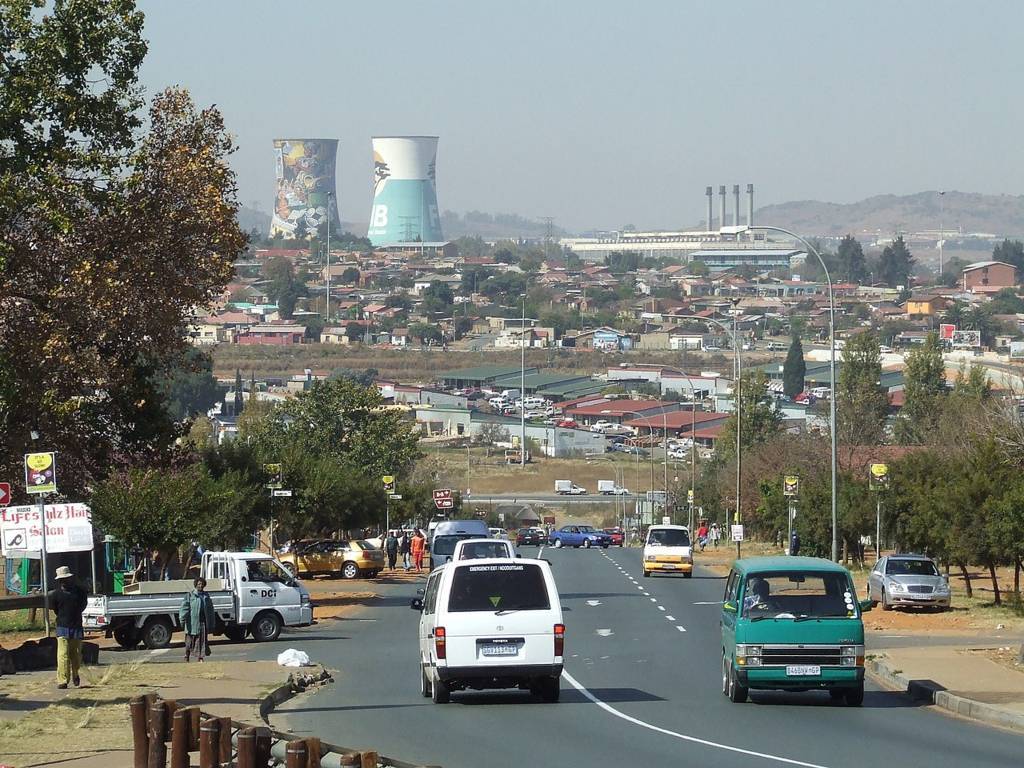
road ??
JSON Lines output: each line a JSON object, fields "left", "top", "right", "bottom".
{"left": 467, "top": 492, "right": 638, "bottom": 504}
{"left": 272, "top": 548, "right": 1024, "bottom": 768}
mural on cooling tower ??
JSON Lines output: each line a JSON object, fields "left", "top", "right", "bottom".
{"left": 367, "top": 136, "right": 443, "bottom": 245}
{"left": 271, "top": 139, "right": 340, "bottom": 239}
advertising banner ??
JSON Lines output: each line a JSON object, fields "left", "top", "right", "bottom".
{"left": 952, "top": 329, "right": 982, "bottom": 348}
{"left": 367, "top": 136, "right": 443, "bottom": 245}
{"left": 1010, "top": 341, "right": 1024, "bottom": 360}
{"left": 783, "top": 475, "right": 800, "bottom": 497}
{"left": 869, "top": 463, "right": 890, "bottom": 490}
{"left": 24, "top": 452, "right": 56, "bottom": 494}
{"left": 731, "top": 524, "right": 745, "bottom": 542}
{"left": 271, "top": 139, "right": 340, "bottom": 239}
{"left": 939, "top": 323, "right": 956, "bottom": 341}
{"left": 1, "top": 503, "right": 93, "bottom": 556}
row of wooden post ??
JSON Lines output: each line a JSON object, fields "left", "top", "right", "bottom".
{"left": 129, "top": 694, "right": 379, "bottom": 768}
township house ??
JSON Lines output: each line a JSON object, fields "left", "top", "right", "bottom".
{"left": 236, "top": 322, "right": 306, "bottom": 345}
{"left": 962, "top": 261, "right": 1016, "bottom": 294}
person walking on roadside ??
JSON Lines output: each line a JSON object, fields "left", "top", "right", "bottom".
{"left": 384, "top": 530, "right": 399, "bottom": 571}
{"left": 710, "top": 522, "right": 721, "bottom": 549}
{"left": 411, "top": 530, "right": 426, "bottom": 571}
{"left": 399, "top": 531, "right": 412, "bottom": 571}
{"left": 696, "top": 522, "right": 709, "bottom": 552}
{"left": 789, "top": 530, "right": 801, "bottom": 557}
{"left": 50, "top": 566, "right": 87, "bottom": 689}
{"left": 180, "top": 577, "right": 215, "bottom": 663}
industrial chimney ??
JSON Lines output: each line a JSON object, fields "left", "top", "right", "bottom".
{"left": 367, "top": 136, "right": 443, "bottom": 245}
{"left": 747, "top": 183, "right": 754, "bottom": 227}
{"left": 732, "top": 185, "right": 741, "bottom": 227}
{"left": 718, "top": 185, "right": 727, "bottom": 233}
{"left": 705, "top": 186, "right": 713, "bottom": 230}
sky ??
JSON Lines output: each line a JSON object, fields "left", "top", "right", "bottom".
{"left": 138, "top": 0, "right": 1024, "bottom": 233}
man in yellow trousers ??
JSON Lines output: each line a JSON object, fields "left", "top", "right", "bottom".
{"left": 50, "top": 566, "right": 87, "bottom": 689}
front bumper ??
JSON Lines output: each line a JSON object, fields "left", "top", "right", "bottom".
{"left": 888, "top": 593, "right": 950, "bottom": 607}
{"left": 737, "top": 666, "right": 864, "bottom": 690}
{"left": 644, "top": 561, "right": 693, "bottom": 573}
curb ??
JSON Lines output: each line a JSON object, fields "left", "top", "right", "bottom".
{"left": 867, "top": 657, "right": 1024, "bottom": 732}
{"left": 259, "top": 664, "right": 334, "bottom": 722}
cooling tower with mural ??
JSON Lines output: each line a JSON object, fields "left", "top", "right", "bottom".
{"left": 271, "top": 139, "right": 340, "bottom": 239}
{"left": 367, "top": 136, "right": 443, "bottom": 245}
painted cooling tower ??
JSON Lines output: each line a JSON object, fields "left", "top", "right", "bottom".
{"left": 271, "top": 139, "right": 340, "bottom": 238}
{"left": 367, "top": 136, "right": 442, "bottom": 245}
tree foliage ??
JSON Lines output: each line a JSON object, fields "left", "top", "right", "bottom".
{"left": 895, "top": 332, "right": 946, "bottom": 444}
{"left": 877, "top": 236, "right": 915, "bottom": 288}
{"left": 836, "top": 332, "right": 887, "bottom": 452}
{"left": 782, "top": 335, "right": 806, "bottom": 398}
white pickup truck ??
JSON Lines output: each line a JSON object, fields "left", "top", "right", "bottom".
{"left": 555, "top": 480, "right": 587, "bottom": 495}
{"left": 83, "top": 551, "right": 313, "bottom": 649}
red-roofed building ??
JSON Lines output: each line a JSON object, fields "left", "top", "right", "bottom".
{"left": 623, "top": 410, "right": 729, "bottom": 436}
{"left": 565, "top": 399, "right": 682, "bottom": 426}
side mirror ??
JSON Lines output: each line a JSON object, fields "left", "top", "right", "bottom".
{"left": 722, "top": 601, "right": 737, "bottom": 613}
{"left": 410, "top": 598, "right": 424, "bottom": 611}
{"left": 858, "top": 599, "right": 873, "bottom": 613}
{"left": 516, "top": 553, "right": 522, "bottom": 558}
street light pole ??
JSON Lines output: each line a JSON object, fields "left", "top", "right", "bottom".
{"left": 325, "top": 192, "right": 332, "bottom": 323}
{"left": 520, "top": 294, "right": 527, "bottom": 468}
{"left": 728, "top": 224, "right": 838, "bottom": 561}
{"left": 733, "top": 307, "right": 742, "bottom": 559}
{"left": 938, "top": 190, "right": 946, "bottom": 278}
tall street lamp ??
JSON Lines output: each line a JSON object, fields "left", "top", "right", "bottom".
{"left": 325, "top": 191, "right": 333, "bottom": 322}
{"left": 723, "top": 224, "right": 838, "bottom": 561}
{"left": 520, "top": 293, "right": 527, "bottom": 467}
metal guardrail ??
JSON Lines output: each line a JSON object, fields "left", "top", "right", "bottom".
{"left": 130, "top": 694, "right": 440, "bottom": 768}
{"left": 0, "top": 593, "right": 44, "bottom": 610}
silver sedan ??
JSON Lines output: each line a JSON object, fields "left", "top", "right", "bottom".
{"left": 867, "top": 555, "right": 951, "bottom": 611}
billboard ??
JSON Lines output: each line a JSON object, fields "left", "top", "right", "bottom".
{"left": 951, "top": 329, "right": 981, "bottom": 348}
{"left": 271, "top": 139, "right": 340, "bottom": 239}
{"left": 1010, "top": 341, "right": 1024, "bottom": 360}
{"left": 1, "top": 503, "right": 93, "bottom": 556}
{"left": 939, "top": 323, "right": 956, "bottom": 341}
{"left": 367, "top": 136, "right": 443, "bottom": 245}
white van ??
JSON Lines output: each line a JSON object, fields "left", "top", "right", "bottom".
{"left": 431, "top": 519, "right": 490, "bottom": 567}
{"left": 452, "top": 538, "right": 516, "bottom": 561}
{"left": 642, "top": 524, "right": 693, "bottom": 578}
{"left": 412, "top": 558, "right": 564, "bottom": 703}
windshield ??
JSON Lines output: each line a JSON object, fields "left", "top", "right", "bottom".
{"left": 742, "top": 572, "right": 855, "bottom": 620}
{"left": 458, "top": 541, "right": 512, "bottom": 560}
{"left": 432, "top": 534, "right": 484, "bottom": 557}
{"left": 354, "top": 540, "right": 376, "bottom": 551}
{"left": 578, "top": 525, "right": 596, "bottom": 533}
{"left": 647, "top": 529, "right": 690, "bottom": 547}
{"left": 448, "top": 563, "right": 550, "bottom": 612}
{"left": 886, "top": 559, "right": 939, "bottom": 576}
{"left": 247, "top": 559, "right": 293, "bottom": 584}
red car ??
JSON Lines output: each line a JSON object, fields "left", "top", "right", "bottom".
{"left": 556, "top": 419, "right": 578, "bottom": 428}
{"left": 602, "top": 527, "right": 625, "bottom": 546}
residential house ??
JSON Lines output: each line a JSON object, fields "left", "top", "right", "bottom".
{"left": 963, "top": 261, "right": 1016, "bottom": 294}
{"left": 235, "top": 323, "right": 306, "bottom": 345}
{"left": 568, "top": 327, "right": 635, "bottom": 352}
{"left": 390, "top": 328, "right": 411, "bottom": 347}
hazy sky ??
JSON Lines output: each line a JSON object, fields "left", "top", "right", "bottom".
{"left": 139, "top": 0, "right": 1024, "bottom": 233}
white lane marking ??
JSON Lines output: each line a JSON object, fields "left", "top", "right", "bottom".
{"left": 595, "top": 628, "right": 614, "bottom": 637}
{"left": 676, "top": 625, "right": 687, "bottom": 632}
{"left": 649, "top": 597, "right": 657, "bottom": 602}
{"left": 693, "top": 601, "right": 722, "bottom": 605}
{"left": 150, "top": 648, "right": 170, "bottom": 656}
{"left": 538, "top": 546, "right": 546, "bottom": 558}
{"left": 665, "top": 615, "right": 675, "bottom": 621}
{"left": 562, "top": 671, "right": 828, "bottom": 768}
{"left": 657, "top": 606, "right": 666, "bottom": 612}
{"left": 637, "top": 586, "right": 645, "bottom": 591}
{"left": 586, "top": 600, "right": 602, "bottom": 606}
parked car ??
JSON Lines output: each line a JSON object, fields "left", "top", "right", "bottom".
{"left": 556, "top": 419, "right": 578, "bottom": 428}
{"left": 278, "top": 539, "right": 384, "bottom": 580}
{"left": 721, "top": 556, "right": 871, "bottom": 706}
{"left": 590, "top": 420, "right": 617, "bottom": 433}
{"left": 488, "top": 527, "right": 511, "bottom": 541}
{"left": 451, "top": 538, "right": 516, "bottom": 560}
{"left": 809, "top": 386, "right": 831, "bottom": 400}
{"left": 548, "top": 525, "right": 610, "bottom": 549}
{"left": 667, "top": 447, "right": 689, "bottom": 460}
{"left": 866, "top": 554, "right": 951, "bottom": 611}
{"left": 602, "top": 527, "right": 625, "bottom": 546}
{"left": 516, "top": 527, "right": 546, "bottom": 546}
{"left": 412, "top": 557, "right": 564, "bottom": 703}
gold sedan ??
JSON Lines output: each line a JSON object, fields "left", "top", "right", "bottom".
{"left": 278, "top": 539, "right": 385, "bottom": 580}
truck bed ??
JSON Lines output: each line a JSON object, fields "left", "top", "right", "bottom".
{"left": 89, "top": 590, "right": 236, "bottom": 618}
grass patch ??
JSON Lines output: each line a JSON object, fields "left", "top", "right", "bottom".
{"left": 0, "top": 610, "right": 44, "bottom": 634}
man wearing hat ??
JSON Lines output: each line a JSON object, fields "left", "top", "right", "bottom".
{"left": 50, "top": 566, "right": 88, "bottom": 689}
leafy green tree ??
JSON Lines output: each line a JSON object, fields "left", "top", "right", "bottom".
{"left": 421, "top": 281, "right": 455, "bottom": 313}
{"left": 161, "top": 349, "right": 221, "bottom": 420}
{"left": 782, "top": 335, "right": 806, "bottom": 398}
{"left": 985, "top": 288, "right": 1024, "bottom": 315}
{"left": 341, "top": 266, "right": 360, "bottom": 284}
{"left": 409, "top": 322, "right": 443, "bottom": 345}
{"left": 328, "top": 367, "right": 379, "bottom": 387}
{"left": 877, "top": 236, "right": 915, "bottom": 288}
{"left": 606, "top": 251, "right": 641, "bottom": 273}
{"left": 836, "top": 235, "right": 868, "bottom": 283}
{"left": 896, "top": 332, "right": 946, "bottom": 444}
{"left": 718, "top": 370, "right": 780, "bottom": 462}
{"left": 992, "top": 239, "right": 1024, "bottom": 273}
{"left": 836, "top": 332, "right": 887, "bottom": 450}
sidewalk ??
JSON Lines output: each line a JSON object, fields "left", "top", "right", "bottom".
{"left": 869, "top": 644, "right": 1024, "bottom": 732}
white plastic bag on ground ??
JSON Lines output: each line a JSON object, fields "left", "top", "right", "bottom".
{"left": 277, "top": 648, "right": 311, "bottom": 667}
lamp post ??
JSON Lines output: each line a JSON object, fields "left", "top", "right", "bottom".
{"left": 520, "top": 293, "right": 527, "bottom": 467}
{"left": 325, "top": 191, "right": 332, "bottom": 322}
{"left": 606, "top": 406, "right": 671, "bottom": 524}
{"left": 723, "top": 224, "right": 838, "bottom": 561}
{"left": 938, "top": 190, "right": 946, "bottom": 278}
{"left": 586, "top": 454, "right": 627, "bottom": 532}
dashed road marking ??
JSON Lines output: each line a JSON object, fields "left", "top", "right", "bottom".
{"left": 657, "top": 606, "right": 666, "bottom": 611}
{"left": 675, "top": 625, "right": 687, "bottom": 633}
{"left": 649, "top": 597, "right": 657, "bottom": 602}
{"left": 595, "top": 628, "right": 614, "bottom": 637}
{"left": 665, "top": 615, "right": 675, "bottom": 621}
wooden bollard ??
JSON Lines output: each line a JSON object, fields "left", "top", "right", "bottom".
{"left": 236, "top": 727, "right": 256, "bottom": 768}
{"left": 170, "top": 708, "right": 190, "bottom": 768}
{"left": 218, "top": 716, "right": 233, "bottom": 763}
{"left": 359, "top": 751, "right": 378, "bottom": 768}
{"left": 285, "top": 740, "right": 308, "bottom": 768}
{"left": 129, "top": 696, "right": 149, "bottom": 768}
{"left": 199, "top": 718, "right": 221, "bottom": 768}
{"left": 254, "top": 727, "right": 273, "bottom": 768}
{"left": 306, "top": 737, "right": 322, "bottom": 768}
{"left": 147, "top": 701, "right": 168, "bottom": 768}
{"left": 187, "top": 707, "right": 202, "bottom": 751}
{"left": 338, "top": 755, "right": 360, "bottom": 766}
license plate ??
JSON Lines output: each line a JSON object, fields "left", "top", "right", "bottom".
{"left": 481, "top": 644, "right": 519, "bottom": 657}
{"left": 786, "top": 665, "right": 821, "bottom": 676}
{"left": 662, "top": 564, "right": 677, "bottom": 569}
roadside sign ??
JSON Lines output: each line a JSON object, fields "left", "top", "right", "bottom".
{"left": 783, "top": 475, "right": 800, "bottom": 497}
{"left": 432, "top": 489, "right": 453, "bottom": 501}
{"left": 1010, "top": 341, "right": 1024, "bottom": 360}
{"left": 646, "top": 490, "right": 667, "bottom": 504}
{"left": 662, "top": 516, "right": 671, "bottom": 526}
{"left": 939, "top": 323, "right": 956, "bottom": 341}
{"left": 434, "top": 498, "right": 454, "bottom": 510}
{"left": 0, "top": 483, "right": 9, "bottom": 507}
{"left": 263, "top": 463, "right": 283, "bottom": 489}
{"left": 1, "top": 503, "right": 93, "bottom": 555}
{"left": 388, "top": 493, "right": 402, "bottom": 500}
{"left": 272, "top": 489, "right": 292, "bottom": 497}
{"left": 543, "top": 515, "right": 556, "bottom": 525}
{"left": 382, "top": 475, "right": 395, "bottom": 492}
{"left": 687, "top": 489, "right": 694, "bottom": 505}
{"left": 952, "top": 329, "right": 981, "bottom": 348}
{"left": 869, "top": 463, "right": 890, "bottom": 490}
{"left": 731, "top": 524, "right": 744, "bottom": 542}
{"left": 24, "top": 452, "right": 56, "bottom": 494}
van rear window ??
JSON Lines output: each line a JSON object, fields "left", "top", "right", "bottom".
{"left": 448, "top": 563, "right": 550, "bottom": 612}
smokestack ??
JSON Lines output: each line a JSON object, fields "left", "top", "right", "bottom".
{"left": 367, "top": 136, "right": 443, "bottom": 246}
{"left": 732, "top": 185, "right": 740, "bottom": 226}
{"left": 705, "top": 186, "right": 713, "bottom": 231}
{"left": 718, "top": 185, "right": 727, "bottom": 233}
{"left": 747, "top": 184, "right": 754, "bottom": 227}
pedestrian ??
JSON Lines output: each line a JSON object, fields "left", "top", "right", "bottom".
{"left": 50, "top": 566, "right": 87, "bottom": 689}
{"left": 399, "top": 531, "right": 412, "bottom": 571}
{"left": 710, "top": 522, "right": 721, "bottom": 549}
{"left": 790, "top": 530, "right": 801, "bottom": 557}
{"left": 411, "top": 529, "right": 426, "bottom": 571}
{"left": 179, "top": 577, "right": 215, "bottom": 663}
{"left": 384, "top": 530, "right": 399, "bottom": 571}
{"left": 696, "top": 522, "right": 709, "bottom": 552}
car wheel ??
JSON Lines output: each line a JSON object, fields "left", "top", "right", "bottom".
{"left": 727, "top": 658, "right": 748, "bottom": 703}
{"left": 539, "top": 676, "right": 560, "bottom": 703}
{"left": 250, "top": 611, "right": 282, "bottom": 642}
{"left": 642, "top": 569, "right": 651, "bottom": 578}
{"left": 683, "top": 571, "right": 693, "bottom": 579}
{"left": 114, "top": 624, "right": 140, "bottom": 650}
{"left": 342, "top": 562, "right": 360, "bottom": 580}
{"left": 845, "top": 683, "right": 865, "bottom": 707}
{"left": 722, "top": 653, "right": 730, "bottom": 696}
{"left": 420, "top": 665, "right": 432, "bottom": 698}
{"left": 554, "top": 539, "right": 563, "bottom": 548}
{"left": 881, "top": 590, "right": 892, "bottom": 611}
{"left": 584, "top": 539, "right": 592, "bottom": 549}
{"left": 141, "top": 617, "right": 173, "bottom": 650}
{"left": 431, "top": 671, "right": 450, "bottom": 704}
{"left": 602, "top": 543, "right": 609, "bottom": 549}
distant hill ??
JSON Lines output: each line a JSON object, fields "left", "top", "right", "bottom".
{"left": 754, "top": 191, "right": 1024, "bottom": 238}
{"left": 237, "top": 205, "right": 271, "bottom": 236}
{"left": 440, "top": 210, "right": 566, "bottom": 240}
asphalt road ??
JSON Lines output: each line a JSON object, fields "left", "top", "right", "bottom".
{"left": 467, "top": 492, "right": 638, "bottom": 504}
{"left": 270, "top": 548, "right": 1023, "bottom": 768}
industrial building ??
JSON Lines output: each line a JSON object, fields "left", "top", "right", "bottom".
{"left": 367, "top": 136, "right": 443, "bottom": 246}
{"left": 271, "top": 139, "right": 340, "bottom": 238}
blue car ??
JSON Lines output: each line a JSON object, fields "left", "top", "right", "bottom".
{"left": 548, "top": 525, "right": 611, "bottom": 549}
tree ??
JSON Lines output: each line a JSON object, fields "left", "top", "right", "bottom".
{"left": 718, "top": 370, "right": 780, "bottom": 463}
{"left": 782, "top": 335, "right": 806, "bottom": 398}
{"left": 162, "top": 349, "right": 221, "bottom": 421}
{"left": 836, "top": 332, "right": 887, "bottom": 452}
{"left": 341, "top": 266, "right": 360, "bottom": 284}
{"left": 409, "top": 322, "right": 443, "bottom": 345}
{"left": 992, "top": 239, "right": 1024, "bottom": 273}
{"left": 877, "top": 236, "right": 915, "bottom": 288}
{"left": 421, "top": 281, "right": 455, "bottom": 313}
{"left": 895, "top": 332, "right": 946, "bottom": 444}
{"left": 836, "top": 235, "right": 868, "bottom": 283}
{"left": 689, "top": 260, "right": 710, "bottom": 277}
{"left": 986, "top": 288, "right": 1024, "bottom": 315}
{"left": 606, "top": 251, "right": 641, "bottom": 273}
